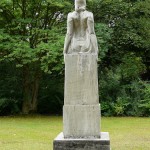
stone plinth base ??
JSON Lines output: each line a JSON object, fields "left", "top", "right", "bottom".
{"left": 53, "top": 132, "right": 110, "bottom": 150}
{"left": 63, "top": 105, "right": 100, "bottom": 138}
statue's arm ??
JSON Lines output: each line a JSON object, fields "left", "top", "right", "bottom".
{"left": 87, "top": 13, "right": 98, "bottom": 54}
{"left": 64, "top": 13, "right": 73, "bottom": 54}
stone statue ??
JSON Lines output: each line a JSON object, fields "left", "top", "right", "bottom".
{"left": 62, "top": 0, "right": 100, "bottom": 139}
{"left": 54, "top": 1, "right": 111, "bottom": 149}
{"left": 64, "top": 0, "right": 98, "bottom": 54}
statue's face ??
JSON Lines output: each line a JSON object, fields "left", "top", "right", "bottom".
{"left": 75, "top": 0, "right": 86, "bottom": 11}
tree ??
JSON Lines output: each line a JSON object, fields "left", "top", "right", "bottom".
{"left": 0, "top": 0, "right": 149, "bottom": 116}
{"left": 88, "top": 0, "right": 150, "bottom": 116}
{"left": 0, "top": 0, "right": 72, "bottom": 114}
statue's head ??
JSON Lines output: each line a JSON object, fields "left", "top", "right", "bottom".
{"left": 75, "top": 0, "right": 86, "bottom": 12}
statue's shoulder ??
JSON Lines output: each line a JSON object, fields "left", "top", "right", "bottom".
{"left": 67, "top": 12, "right": 76, "bottom": 22}
{"left": 68, "top": 11, "right": 76, "bottom": 18}
{"left": 85, "top": 11, "right": 94, "bottom": 18}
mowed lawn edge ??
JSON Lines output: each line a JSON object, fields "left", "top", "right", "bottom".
{"left": 0, "top": 116, "right": 150, "bottom": 150}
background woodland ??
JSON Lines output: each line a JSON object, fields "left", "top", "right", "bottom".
{"left": 0, "top": 0, "right": 149, "bottom": 116}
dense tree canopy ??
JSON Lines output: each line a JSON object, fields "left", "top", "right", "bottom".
{"left": 0, "top": 0, "right": 150, "bottom": 116}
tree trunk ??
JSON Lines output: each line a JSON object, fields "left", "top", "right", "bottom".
{"left": 22, "top": 65, "right": 41, "bottom": 114}
{"left": 22, "top": 65, "right": 32, "bottom": 114}
{"left": 31, "top": 71, "right": 40, "bottom": 112}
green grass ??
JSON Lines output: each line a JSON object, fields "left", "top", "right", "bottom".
{"left": 0, "top": 116, "right": 150, "bottom": 150}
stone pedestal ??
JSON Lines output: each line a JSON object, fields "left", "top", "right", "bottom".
{"left": 63, "top": 105, "right": 101, "bottom": 138}
{"left": 53, "top": 53, "right": 111, "bottom": 149}
{"left": 53, "top": 132, "right": 110, "bottom": 150}
{"left": 63, "top": 54, "right": 100, "bottom": 138}
{"left": 53, "top": 1, "right": 111, "bottom": 148}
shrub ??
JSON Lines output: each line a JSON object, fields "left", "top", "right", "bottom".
{"left": 114, "top": 97, "right": 130, "bottom": 116}
{"left": 139, "top": 82, "right": 150, "bottom": 116}
{"left": 0, "top": 98, "right": 20, "bottom": 115}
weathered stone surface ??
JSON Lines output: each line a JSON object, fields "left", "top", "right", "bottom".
{"left": 64, "top": 54, "right": 99, "bottom": 105}
{"left": 63, "top": 105, "right": 101, "bottom": 138}
{"left": 53, "top": 132, "right": 110, "bottom": 150}
{"left": 63, "top": 54, "right": 100, "bottom": 138}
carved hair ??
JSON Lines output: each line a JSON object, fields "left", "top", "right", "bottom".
{"left": 75, "top": 0, "right": 86, "bottom": 11}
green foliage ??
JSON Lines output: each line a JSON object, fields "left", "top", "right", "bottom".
{"left": 0, "top": 62, "right": 22, "bottom": 116}
{"left": 94, "top": 0, "right": 150, "bottom": 117}
{"left": 139, "top": 82, "right": 150, "bottom": 116}
{"left": 114, "top": 97, "right": 130, "bottom": 116}
{"left": 38, "top": 77, "right": 64, "bottom": 114}
{"left": 0, "top": 0, "right": 71, "bottom": 114}
{"left": 95, "top": 23, "right": 113, "bottom": 60}
{"left": 100, "top": 51, "right": 148, "bottom": 116}
{"left": 0, "top": 0, "right": 150, "bottom": 116}
{"left": 100, "top": 70, "right": 150, "bottom": 116}
{"left": 119, "top": 53, "right": 146, "bottom": 79}
{"left": 0, "top": 98, "right": 20, "bottom": 115}
{"left": 39, "top": 27, "right": 65, "bottom": 73}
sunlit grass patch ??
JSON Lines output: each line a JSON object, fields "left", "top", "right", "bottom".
{"left": 0, "top": 116, "right": 150, "bottom": 150}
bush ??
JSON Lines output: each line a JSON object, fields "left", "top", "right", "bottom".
{"left": 0, "top": 98, "right": 20, "bottom": 116}
{"left": 139, "top": 82, "right": 150, "bottom": 116}
{"left": 113, "top": 97, "right": 130, "bottom": 116}
{"left": 99, "top": 58, "right": 149, "bottom": 116}
{"left": 101, "top": 101, "right": 114, "bottom": 116}
{"left": 38, "top": 77, "right": 64, "bottom": 114}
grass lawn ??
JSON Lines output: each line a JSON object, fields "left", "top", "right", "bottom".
{"left": 0, "top": 116, "right": 150, "bottom": 150}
